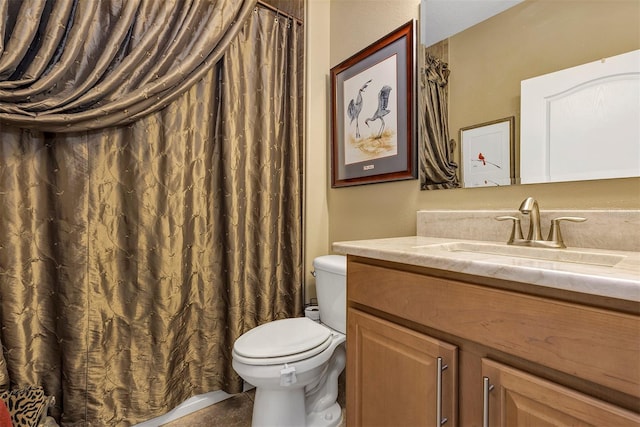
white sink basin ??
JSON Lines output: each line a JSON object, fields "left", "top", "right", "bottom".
{"left": 415, "top": 241, "right": 625, "bottom": 267}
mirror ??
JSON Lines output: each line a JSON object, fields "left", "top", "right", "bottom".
{"left": 419, "top": 0, "right": 524, "bottom": 48}
{"left": 418, "top": 0, "right": 640, "bottom": 189}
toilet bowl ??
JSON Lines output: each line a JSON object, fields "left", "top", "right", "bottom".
{"left": 232, "top": 318, "right": 345, "bottom": 427}
{"left": 232, "top": 255, "right": 347, "bottom": 427}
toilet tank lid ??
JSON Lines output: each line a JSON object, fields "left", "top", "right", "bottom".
{"left": 313, "top": 255, "right": 346, "bottom": 275}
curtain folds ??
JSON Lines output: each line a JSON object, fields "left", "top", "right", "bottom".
{"left": 0, "top": 5, "right": 302, "bottom": 426}
{"left": 0, "top": 0, "right": 256, "bottom": 132}
{"left": 419, "top": 52, "right": 459, "bottom": 190}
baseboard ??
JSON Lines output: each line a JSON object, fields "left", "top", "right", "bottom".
{"left": 134, "top": 383, "right": 255, "bottom": 426}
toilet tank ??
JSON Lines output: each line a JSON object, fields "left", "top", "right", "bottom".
{"left": 313, "top": 255, "right": 347, "bottom": 334}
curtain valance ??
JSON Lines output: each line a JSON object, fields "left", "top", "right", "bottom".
{"left": 0, "top": 0, "right": 256, "bottom": 132}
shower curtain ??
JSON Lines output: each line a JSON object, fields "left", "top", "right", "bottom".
{"left": 0, "top": 2, "right": 303, "bottom": 425}
{"left": 419, "top": 52, "right": 459, "bottom": 190}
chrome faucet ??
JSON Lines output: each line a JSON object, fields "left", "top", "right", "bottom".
{"left": 496, "top": 197, "right": 586, "bottom": 248}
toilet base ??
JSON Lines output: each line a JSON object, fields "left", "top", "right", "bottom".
{"left": 251, "top": 387, "right": 343, "bottom": 427}
{"left": 250, "top": 386, "right": 343, "bottom": 427}
{"left": 306, "top": 401, "right": 343, "bottom": 427}
{"left": 252, "top": 387, "right": 306, "bottom": 427}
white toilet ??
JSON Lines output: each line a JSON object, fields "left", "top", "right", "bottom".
{"left": 232, "top": 255, "right": 347, "bottom": 427}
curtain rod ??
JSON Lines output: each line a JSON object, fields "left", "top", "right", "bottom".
{"left": 256, "top": 0, "right": 303, "bottom": 26}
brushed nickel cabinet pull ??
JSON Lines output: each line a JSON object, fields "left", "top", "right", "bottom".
{"left": 436, "top": 357, "right": 448, "bottom": 425}
{"left": 482, "top": 376, "right": 495, "bottom": 427}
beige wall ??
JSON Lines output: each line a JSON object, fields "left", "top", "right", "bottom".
{"left": 305, "top": 0, "right": 640, "bottom": 300}
{"left": 325, "top": 0, "right": 421, "bottom": 243}
{"left": 305, "top": 0, "right": 331, "bottom": 301}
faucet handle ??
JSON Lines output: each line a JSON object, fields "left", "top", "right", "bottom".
{"left": 496, "top": 215, "right": 524, "bottom": 244}
{"left": 547, "top": 217, "right": 587, "bottom": 248}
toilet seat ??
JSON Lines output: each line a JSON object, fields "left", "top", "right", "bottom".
{"left": 233, "top": 317, "right": 334, "bottom": 366}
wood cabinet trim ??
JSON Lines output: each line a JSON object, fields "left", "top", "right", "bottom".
{"left": 347, "top": 254, "right": 640, "bottom": 314}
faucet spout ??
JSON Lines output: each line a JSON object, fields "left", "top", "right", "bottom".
{"left": 498, "top": 197, "right": 583, "bottom": 248}
{"left": 518, "top": 197, "right": 543, "bottom": 241}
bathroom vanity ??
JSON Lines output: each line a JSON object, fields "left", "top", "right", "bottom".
{"left": 334, "top": 210, "right": 640, "bottom": 426}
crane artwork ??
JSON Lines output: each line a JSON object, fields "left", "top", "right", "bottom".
{"left": 365, "top": 85, "right": 392, "bottom": 139}
{"left": 347, "top": 79, "right": 371, "bottom": 139}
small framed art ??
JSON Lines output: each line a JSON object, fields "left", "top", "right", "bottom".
{"left": 460, "top": 116, "right": 515, "bottom": 187}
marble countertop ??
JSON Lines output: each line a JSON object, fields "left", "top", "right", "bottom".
{"left": 333, "top": 236, "right": 640, "bottom": 302}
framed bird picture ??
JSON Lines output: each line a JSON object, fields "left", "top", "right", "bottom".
{"left": 330, "top": 21, "right": 416, "bottom": 187}
{"left": 459, "top": 117, "right": 516, "bottom": 188}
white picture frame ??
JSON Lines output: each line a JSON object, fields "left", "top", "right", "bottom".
{"left": 460, "top": 117, "right": 515, "bottom": 188}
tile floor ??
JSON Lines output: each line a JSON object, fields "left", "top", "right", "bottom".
{"left": 161, "top": 390, "right": 255, "bottom": 427}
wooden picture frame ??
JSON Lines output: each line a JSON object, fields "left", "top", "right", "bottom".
{"left": 460, "top": 117, "right": 516, "bottom": 187}
{"left": 330, "top": 21, "right": 416, "bottom": 188}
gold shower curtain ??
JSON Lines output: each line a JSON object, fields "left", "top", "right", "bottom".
{"left": 0, "top": 0, "right": 254, "bottom": 131}
{"left": 0, "top": 4, "right": 302, "bottom": 426}
{"left": 419, "top": 52, "right": 459, "bottom": 190}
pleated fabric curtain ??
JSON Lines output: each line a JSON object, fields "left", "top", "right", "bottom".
{"left": 0, "top": 3, "right": 303, "bottom": 426}
{"left": 0, "top": 0, "right": 253, "bottom": 131}
{"left": 419, "top": 52, "right": 460, "bottom": 190}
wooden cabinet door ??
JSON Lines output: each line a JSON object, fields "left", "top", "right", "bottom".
{"left": 482, "top": 358, "right": 640, "bottom": 426}
{"left": 347, "top": 308, "right": 458, "bottom": 427}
